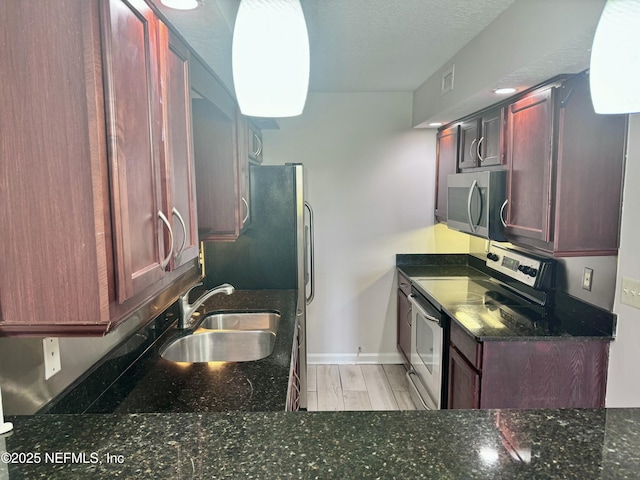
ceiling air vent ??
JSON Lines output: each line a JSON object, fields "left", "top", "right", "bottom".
{"left": 441, "top": 65, "right": 455, "bottom": 96}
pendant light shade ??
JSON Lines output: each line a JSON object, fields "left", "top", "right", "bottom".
{"left": 161, "top": 0, "right": 198, "bottom": 10}
{"left": 590, "top": 0, "right": 640, "bottom": 114}
{"left": 232, "top": 0, "right": 310, "bottom": 117}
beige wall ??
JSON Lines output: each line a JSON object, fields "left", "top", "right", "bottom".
{"left": 263, "top": 92, "right": 474, "bottom": 363}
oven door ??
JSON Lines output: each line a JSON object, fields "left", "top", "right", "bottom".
{"left": 407, "top": 294, "right": 444, "bottom": 410}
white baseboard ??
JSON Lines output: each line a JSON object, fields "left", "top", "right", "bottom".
{"left": 308, "top": 352, "right": 404, "bottom": 365}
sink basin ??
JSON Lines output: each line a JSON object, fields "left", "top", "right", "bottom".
{"left": 160, "top": 311, "right": 280, "bottom": 363}
{"left": 199, "top": 311, "right": 280, "bottom": 332}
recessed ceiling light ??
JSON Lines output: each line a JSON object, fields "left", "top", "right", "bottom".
{"left": 493, "top": 87, "right": 517, "bottom": 95}
{"left": 429, "top": 122, "right": 443, "bottom": 127}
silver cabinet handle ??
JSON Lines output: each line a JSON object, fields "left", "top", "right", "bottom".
{"left": 305, "top": 201, "right": 315, "bottom": 305}
{"left": 500, "top": 198, "right": 508, "bottom": 227}
{"left": 477, "top": 136, "right": 485, "bottom": 162}
{"left": 158, "top": 210, "right": 174, "bottom": 270}
{"left": 469, "top": 138, "right": 477, "bottom": 162}
{"left": 172, "top": 207, "right": 187, "bottom": 259}
{"left": 253, "top": 133, "right": 262, "bottom": 157}
{"left": 466, "top": 179, "right": 479, "bottom": 233}
{"left": 241, "top": 197, "right": 249, "bottom": 225}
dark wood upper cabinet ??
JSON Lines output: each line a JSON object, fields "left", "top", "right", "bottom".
{"left": 552, "top": 73, "right": 627, "bottom": 256}
{"left": 191, "top": 57, "right": 249, "bottom": 241}
{"left": 504, "top": 86, "right": 555, "bottom": 244}
{"left": 459, "top": 119, "right": 479, "bottom": 169}
{"left": 0, "top": 0, "right": 112, "bottom": 334}
{"left": 477, "top": 108, "right": 504, "bottom": 167}
{"left": 435, "top": 125, "right": 458, "bottom": 222}
{"left": 159, "top": 27, "right": 199, "bottom": 269}
{"left": 458, "top": 107, "right": 504, "bottom": 170}
{"left": 503, "top": 73, "right": 627, "bottom": 256}
{"left": 0, "top": 0, "right": 201, "bottom": 336}
{"left": 101, "top": 0, "right": 168, "bottom": 303}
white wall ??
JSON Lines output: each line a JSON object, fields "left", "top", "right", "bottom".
{"left": 263, "top": 92, "right": 471, "bottom": 363}
{"left": 606, "top": 114, "right": 640, "bottom": 407}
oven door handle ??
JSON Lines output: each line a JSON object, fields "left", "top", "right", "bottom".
{"left": 408, "top": 294, "right": 440, "bottom": 325}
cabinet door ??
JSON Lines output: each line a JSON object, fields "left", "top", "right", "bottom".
{"left": 505, "top": 87, "right": 554, "bottom": 243}
{"left": 477, "top": 108, "right": 504, "bottom": 167}
{"left": 160, "top": 27, "right": 199, "bottom": 269}
{"left": 397, "top": 289, "right": 412, "bottom": 367}
{"left": 0, "top": 0, "right": 112, "bottom": 334}
{"left": 191, "top": 57, "right": 245, "bottom": 241}
{"left": 459, "top": 119, "right": 479, "bottom": 169}
{"left": 192, "top": 98, "right": 241, "bottom": 240}
{"left": 552, "top": 73, "right": 627, "bottom": 255}
{"left": 101, "top": 0, "right": 167, "bottom": 303}
{"left": 435, "top": 126, "right": 458, "bottom": 222}
{"left": 448, "top": 346, "right": 481, "bottom": 409}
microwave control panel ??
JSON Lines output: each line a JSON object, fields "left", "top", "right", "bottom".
{"left": 485, "top": 245, "right": 553, "bottom": 289}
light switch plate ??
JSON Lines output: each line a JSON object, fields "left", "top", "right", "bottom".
{"left": 43, "top": 337, "right": 61, "bottom": 380}
{"left": 621, "top": 277, "right": 640, "bottom": 310}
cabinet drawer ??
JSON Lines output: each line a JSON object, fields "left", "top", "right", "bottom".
{"left": 450, "top": 320, "right": 482, "bottom": 370}
{"left": 398, "top": 271, "right": 412, "bottom": 296}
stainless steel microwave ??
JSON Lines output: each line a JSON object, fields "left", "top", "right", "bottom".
{"left": 447, "top": 170, "right": 507, "bottom": 241}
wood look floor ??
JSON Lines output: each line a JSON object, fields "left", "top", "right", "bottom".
{"left": 307, "top": 364, "right": 417, "bottom": 411}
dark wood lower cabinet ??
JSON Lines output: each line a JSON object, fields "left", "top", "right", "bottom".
{"left": 448, "top": 346, "right": 481, "bottom": 409}
{"left": 397, "top": 289, "right": 412, "bottom": 367}
{"left": 448, "top": 320, "right": 609, "bottom": 409}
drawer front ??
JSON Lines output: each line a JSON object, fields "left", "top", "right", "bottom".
{"left": 398, "top": 271, "right": 412, "bottom": 296}
{"left": 450, "top": 320, "right": 482, "bottom": 370}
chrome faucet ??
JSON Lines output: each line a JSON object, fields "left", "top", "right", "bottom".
{"left": 178, "top": 282, "right": 235, "bottom": 330}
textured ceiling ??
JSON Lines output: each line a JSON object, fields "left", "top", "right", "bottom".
{"left": 158, "top": 0, "right": 517, "bottom": 93}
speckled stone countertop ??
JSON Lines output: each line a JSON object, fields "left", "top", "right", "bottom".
{"left": 396, "top": 254, "right": 615, "bottom": 342}
{"left": 3, "top": 408, "right": 640, "bottom": 478}
{"left": 45, "top": 290, "right": 298, "bottom": 414}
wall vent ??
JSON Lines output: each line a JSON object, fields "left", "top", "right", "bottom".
{"left": 441, "top": 65, "right": 455, "bottom": 96}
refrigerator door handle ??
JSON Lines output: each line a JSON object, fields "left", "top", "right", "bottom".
{"left": 304, "top": 201, "right": 315, "bottom": 305}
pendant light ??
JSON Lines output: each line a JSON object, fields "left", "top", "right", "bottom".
{"left": 161, "top": 0, "right": 199, "bottom": 9}
{"left": 590, "top": 0, "right": 640, "bottom": 114}
{"left": 232, "top": 0, "right": 310, "bottom": 117}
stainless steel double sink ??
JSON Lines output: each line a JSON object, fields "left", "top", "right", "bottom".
{"left": 160, "top": 311, "right": 281, "bottom": 363}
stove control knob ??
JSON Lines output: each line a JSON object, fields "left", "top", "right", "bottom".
{"left": 528, "top": 268, "right": 538, "bottom": 278}
{"left": 520, "top": 266, "right": 531, "bottom": 275}
{"left": 517, "top": 265, "right": 526, "bottom": 273}
{"left": 487, "top": 253, "right": 500, "bottom": 262}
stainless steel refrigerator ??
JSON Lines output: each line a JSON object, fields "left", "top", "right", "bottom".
{"left": 203, "top": 163, "right": 314, "bottom": 409}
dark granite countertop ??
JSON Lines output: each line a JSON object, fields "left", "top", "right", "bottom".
{"left": 397, "top": 254, "right": 615, "bottom": 342}
{"left": 46, "top": 290, "right": 298, "bottom": 414}
{"left": 4, "top": 408, "right": 640, "bottom": 478}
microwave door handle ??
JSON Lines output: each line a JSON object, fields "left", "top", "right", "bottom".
{"left": 500, "top": 199, "right": 508, "bottom": 227}
{"left": 466, "top": 180, "right": 479, "bottom": 233}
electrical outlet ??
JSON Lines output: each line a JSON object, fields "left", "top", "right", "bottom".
{"left": 621, "top": 277, "right": 640, "bottom": 310}
{"left": 582, "top": 268, "right": 593, "bottom": 291}
{"left": 43, "top": 337, "right": 61, "bottom": 380}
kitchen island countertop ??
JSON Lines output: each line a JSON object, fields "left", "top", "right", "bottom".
{"left": 3, "top": 408, "right": 640, "bottom": 479}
